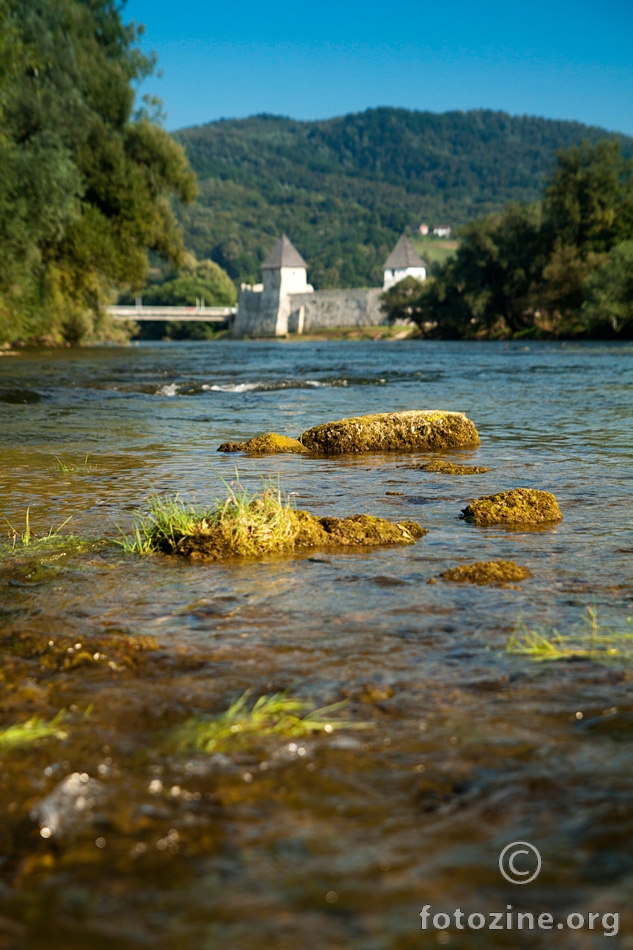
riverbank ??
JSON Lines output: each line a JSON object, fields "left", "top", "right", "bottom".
{"left": 5, "top": 320, "right": 632, "bottom": 347}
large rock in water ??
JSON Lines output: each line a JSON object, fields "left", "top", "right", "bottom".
{"left": 461, "top": 488, "right": 562, "bottom": 527}
{"left": 175, "top": 511, "right": 427, "bottom": 560}
{"left": 300, "top": 411, "right": 479, "bottom": 455}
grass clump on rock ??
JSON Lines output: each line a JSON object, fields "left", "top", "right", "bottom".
{"left": 440, "top": 560, "right": 531, "bottom": 585}
{"left": 170, "top": 691, "right": 369, "bottom": 754}
{"left": 217, "top": 433, "right": 309, "bottom": 455}
{"left": 122, "top": 483, "right": 427, "bottom": 560}
{"left": 300, "top": 410, "right": 479, "bottom": 455}
{"left": 461, "top": 488, "right": 562, "bottom": 527}
{"left": 411, "top": 460, "right": 491, "bottom": 475}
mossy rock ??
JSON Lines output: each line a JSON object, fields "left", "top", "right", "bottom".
{"left": 294, "top": 513, "right": 427, "bottom": 549}
{"left": 217, "top": 441, "right": 245, "bottom": 453}
{"left": 461, "top": 488, "right": 562, "bottom": 527}
{"left": 217, "top": 433, "right": 309, "bottom": 455}
{"left": 440, "top": 560, "right": 531, "bottom": 585}
{"left": 174, "top": 510, "right": 426, "bottom": 561}
{"left": 412, "top": 460, "right": 491, "bottom": 475}
{"left": 300, "top": 410, "right": 479, "bottom": 455}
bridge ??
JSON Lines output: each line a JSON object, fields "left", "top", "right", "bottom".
{"left": 107, "top": 303, "right": 237, "bottom": 323}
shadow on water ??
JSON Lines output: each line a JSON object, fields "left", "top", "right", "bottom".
{"left": 0, "top": 340, "right": 632, "bottom": 948}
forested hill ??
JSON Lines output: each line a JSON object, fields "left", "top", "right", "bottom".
{"left": 175, "top": 108, "right": 633, "bottom": 290}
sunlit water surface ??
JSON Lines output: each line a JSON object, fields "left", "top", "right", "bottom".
{"left": 0, "top": 340, "right": 632, "bottom": 949}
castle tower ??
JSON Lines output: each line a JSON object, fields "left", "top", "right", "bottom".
{"left": 233, "top": 235, "right": 313, "bottom": 337}
{"left": 261, "top": 235, "right": 312, "bottom": 335}
{"left": 383, "top": 235, "right": 427, "bottom": 290}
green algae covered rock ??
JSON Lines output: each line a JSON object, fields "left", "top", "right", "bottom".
{"left": 412, "top": 460, "right": 491, "bottom": 475}
{"left": 217, "top": 433, "right": 309, "bottom": 455}
{"left": 300, "top": 410, "right": 479, "bottom": 455}
{"left": 461, "top": 488, "right": 562, "bottom": 527}
{"left": 294, "top": 512, "right": 427, "bottom": 549}
{"left": 177, "top": 510, "right": 426, "bottom": 561}
{"left": 440, "top": 560, "right": 531, "bottom": 585}
{"left": 132, "top": 488, "right": 428, "bottom": 561}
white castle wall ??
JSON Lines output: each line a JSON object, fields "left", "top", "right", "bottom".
{"left": 233, "top": 261, "right": 386, "bottom": 338}
{"left": 288, "top": 288, "right": 385, "bottom": 332}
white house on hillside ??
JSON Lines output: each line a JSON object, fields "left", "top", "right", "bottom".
{"left": 383, "top": 235, "right": 427, "bottom": 290}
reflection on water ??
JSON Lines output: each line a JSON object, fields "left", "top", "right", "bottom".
{"left": 0, "top": 340, "right": 632, "bottom": 948}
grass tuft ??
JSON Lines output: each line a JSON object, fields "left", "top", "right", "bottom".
{"left": 0, "top": 712, "right": 68, "bottom": 750}
{"left": 118, "top": 478, "right": 302, "bottom": 558}
{"left": 169, "top": 691, "right": 371, "bottom": 754}
{"left": 116, "top": 493, "right": 207, "bottom": 555}
{"left": 2, "top": 508, "right": 74, "bottom": 552}
{"left": 55, "top": 454, "right": 91, "bottom": 474}
{"left": 506, "top": 606, "right": 633, "bottom": 663}
{"left": 118, "top": 477, "right": 425, "bottom": 560}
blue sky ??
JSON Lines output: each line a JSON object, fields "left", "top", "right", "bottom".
{"left": 126, "top": 0, "right": 633, "bottom": 135}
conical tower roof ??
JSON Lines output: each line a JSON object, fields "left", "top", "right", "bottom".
{"left": 384, "top": 234, "right": 426, "bottom": 269}
{"left": 261, "top": 235, "right": 308, "bottom": 269}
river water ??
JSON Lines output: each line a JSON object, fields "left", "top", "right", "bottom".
{"left": 0, "top": 340, "right": 632, "bottom": 949}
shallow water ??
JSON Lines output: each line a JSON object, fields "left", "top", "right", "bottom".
{"left": 0, "top": 340, "right": 632, "bottom": 949}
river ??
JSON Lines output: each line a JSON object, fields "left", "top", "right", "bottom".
{"left": 0, "top": 339, "right": 632, "bottom": 949}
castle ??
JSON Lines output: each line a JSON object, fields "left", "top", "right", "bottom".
{"left": 232, "top": 234, "right": 426, "bottom": 338}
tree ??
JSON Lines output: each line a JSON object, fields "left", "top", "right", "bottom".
{"left": 543, "top": 140, "right": 633, "bottom": 254}
{"left": 581, "top": 241, "right": 633, "bottom": 336}
{"left": 448, "top": 203, "right": 547, "bottom": 334}
{"left": 0, "top": 0, "right": 197, "bottom": 344}
{"left": 536, "top": 140, "right": 633, "bottom": 322}
{"left": 138, "top": 256, "right": 237, "bottom": 307}
{"left": 380, "top": 276, "right": 426, "bottom": 323}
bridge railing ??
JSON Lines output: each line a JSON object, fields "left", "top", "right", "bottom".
{"left": 107, "top": 304, "right": 237, "bottom": 323}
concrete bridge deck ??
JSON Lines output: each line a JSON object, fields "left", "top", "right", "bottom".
{"left": 108, "top": 305, "right": 236, "bottom": 323}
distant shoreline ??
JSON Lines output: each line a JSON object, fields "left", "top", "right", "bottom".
{"left": 4, "top": 325, "right": 632, "bottom": 350}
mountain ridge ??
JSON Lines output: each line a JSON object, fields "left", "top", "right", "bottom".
{"left": 174, "top": 107, "right": 633, "bottom": 289}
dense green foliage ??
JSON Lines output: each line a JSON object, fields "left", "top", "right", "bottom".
{"left": 0, "top": 0, "right": 197, "bottom": 345}
{"left": 582, "top": 241, "right": 633, "bottom": 336}
{"left": 122, "top": 255, "right": 236, "bottom": 307}
{"left": 381, "top": 141, "right": 633, "bottom": 338}
{"left": 176, "top": 109, "right": 633, "bottom": 290}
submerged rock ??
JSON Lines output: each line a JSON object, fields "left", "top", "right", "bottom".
{"left": 461, "top": 488, "right": 562, "bottom": 527}
{"left": 217, "top": 433, "right": 309, "bottom": 454}
{"left": 440, "top": 560, "right": 531, "bottom": 585}
{"left": 174, "top": 510, "right": 426, "bottom": 561}
{"left": 31, "top": 772, "right": 108, "bottom": 838}
{"left": 300, "top": 410, "right": 479, "bottom": 455}
{"left": 350, "top": 683, "right": 395, "bottom": 704}
{"left": 217, "top": 441, "right": 245, "bottom": 453}
{"left": 411, "top": 460, "right": 491, "bottom": 475}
